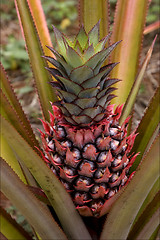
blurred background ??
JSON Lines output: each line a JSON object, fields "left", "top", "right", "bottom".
{"left": 0, "top": 0, "right": 159, "bottom": 237}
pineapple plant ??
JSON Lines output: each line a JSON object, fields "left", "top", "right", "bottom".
{"left": 40, "top": 23, "right": 138, "bottom": 217}
{"left": 1, "top": 0, "right": 159, "bottom": 239}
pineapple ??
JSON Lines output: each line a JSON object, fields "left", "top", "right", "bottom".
{"left": 40, "top": 22, "right": 138, "bottom": 217}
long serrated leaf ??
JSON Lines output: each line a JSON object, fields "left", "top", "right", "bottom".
{"left": 1, "top": 136, "right": 26, "bottom": 183}
{"left": 130, "top": 87, "right": 160, "bottom": 172}
{"left": 0, "top": 90, "right": 38, "bottom": 150}
{"left": 134, "top": 209, "right": 159, "bottom": 240}
{"left": 27, "top": 0, "right": 54, "bottom": 57}
{"left": 127, "top": 190, "right": 160, "bottom": 239}
{"left": 79, "top": 0, "right": 109, "bottom": 46}
{"left": 15, "top": 0, "right": 57, "bottom": 121}
{"left": 110, "top": 0, "right": 150, "bottom": 106}
{"left": 100, "top": 135, "right": 160, "bottom": 240}
{"left": 133, "top": 177, "right": 159, "bottom": 224}
{"left": 149, "top": 225, "right": 160, "bottom": 240}
{"left": 0, "top": 207, "right": 32, "bottom": 240}
{"left": 120, "top": 36, "right": 157, "bottom": 124}
{"left": 0, "top": 63, "right": 39, "bottom": 149}
{"left": 0, "top": 158, "right": 67, "bottom": 240}
{"left": 1, "top": 116, "right": 91, "bottom": 240}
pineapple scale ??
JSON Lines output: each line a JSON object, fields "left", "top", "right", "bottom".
{"left": 40, "top": 105, "right": 138, "bottom": 217}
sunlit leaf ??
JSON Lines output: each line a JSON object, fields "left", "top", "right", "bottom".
{"left": 79, "top": 0, "right": 110, "bottom": 49}
{"left": 110, "top": 0, "right": 150, "bottom": 106}
{"left": 100, "top": 135, "right": 160, "bottom": 240}
{"left": 1, "top": 116, "right": 91, "bottom": 240}
{"left": 130, "top": 87, "right": 160, "bottom": 172}
{"left": 0, "top": 63, "right": 39, "bottom": 149}
{"left": 15, "top": 0, "right": 57, "bottom": 121}
{"left": 0, "top": 207, "right": 32, "bottom": 240}
{"left": 120, "top": 36, "right": 157, "bottom": 124}
{"left": 0, "top": 158, "right": 67, "bottom": 240}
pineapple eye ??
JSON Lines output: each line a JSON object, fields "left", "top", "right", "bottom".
{"left": 79, "top": 160, "right": 95, "bottom": 171}
{"left": 63, "top": 166, "right": 75, "bottom": 176}
{"left": 109, "top": 127, "right": 119, "bottom": 136}
{"left": 109, "top": 173, "right": 119, "bottom": 183}
{"left": 50, "top": 166, "right": 57, "bottom": 175}
{"left": 121, "top": 175, "right": 128, "bottom": 186}
{"left": 56, "top": 126, "right": 66, "bottom": 138}
{"left": 61, "top": 179, "right": 71, "bottom": 190}
{"left": 123, "top": 158, "right": 129, "bottom": 167}
{"left": 94, "top": 168, "right": 105, "bottom": 179}
{"left": 110, "top": 139, "right": 119, "bottom": 150}
{"left": 91, "top": 183, "right": 106, "bottom": 194}
{"left": 61, "top": 140, "right": 72, "bottom": 148}
{"left": 107, "top": 189, "right": 117, "bottom": 199}
{"left": 52, "top": 154, "right": 63, "bottom": 164}
{"left": 48, "top": 140, "right": 55, "bottom": 150}
{"left": 97, "top": 151, "right": 108, "bottom": 163}
{"left": 112, "top": 156, "right": 122, "bottom": 167}
{"left": 76, "top": 176, "right": 91, "bottom": 186}
{"left": 72, "top": 148, "right": 81, "bottom": 159}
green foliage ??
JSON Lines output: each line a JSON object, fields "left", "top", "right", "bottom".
{"left": 42, "top": 0, "right": 77, "bottom": 30}
{"left": 1, "top": 37, "right": 30, "bottom": 72}
{"left": 6, "top": 206, "right": 33, "bottom": 236}
{"left": 147, "top": 0, "right": 159, "bottom": 24}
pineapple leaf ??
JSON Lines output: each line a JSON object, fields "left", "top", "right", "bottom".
{"left": 1, "top": 136, "right": 27, "bottom": 184}
{"left": 15, "top": 0, "right": 57, "bottom": 121}
{"left": 70, "top": 65, "right": 94, "bottom": 84}
{"left": 88, "top": 21, "right": 100, "bottom": 47}
{"left": 100, "top": 135, "right": 160, "bottom": 240}
{"left": 74, "top": 97, "right": 97, "bottom": 108}
{"left": 57, "top": 89, "right": 77, "bottom": 102}
{"left": 1, "top": 158, "right": 67, "bottom": 240}
{"left": 134, "top": 177, "right": 159, "bottom": 224}
{"left": 66, "top": 46, "right": 84, "bottom": 68}
{"left": 130, "top": 86, "right": 160, "bottom": 172}
{"left": 79, "top": 0, "right": 110, "bottom": 47}
{"left": 52, "top": 25, "right": 67, "bottom": 58}
{"left": 57, "top": 76, "right": 83, "bottom": 95}
{"left": 63, "top": 103, "right": 82, "bottom": 115}
{"left": 83, "top": 44, "right": 95, "bottom": 61}
{"left": 1, "top": 206, "right": 32, "bottom": 240}
{"left": 0, "top": 90, "right": 39, "bottom": 151}
{"left": 85, "top": 42, "right": 120, "bottom": 72}
{"left": 120, "top": 36, "right": 157, "bottom": 124}
{"left": 78, "top": 87, "right": 99, "bottom": 98}
{"left": 42, "top": 56, "right": 67, "bottom": 77}
{"left": 127, "top": 190, "right": 160, "bottom": 239}
{"left": 110, "top": 0, "right": 150, "bottom": 105}
{"left": 83, "top": 63, "right": 118, "bottom": 88}
{"left": 76, "top": 25, "right": 88, "bottom": 50}
{"left": 81, "top": 106, "right": 102, "bottom": 118}
{"left": 27, "top": 0, "right": 53, "bottom": 58}
{"left": 95, "top": 35, "right": 110, "bottom": 53}
{"left": 134, "top": 209, "right": 159, "bottom": 240}
{"left": 46, "top": 46, "right": 73, "bottom": 75}
{"left": 0, "top": 64, "right": 39, "bottom": 148}
{"left": 1, "top": 116, "right": 91, "bottom": 240}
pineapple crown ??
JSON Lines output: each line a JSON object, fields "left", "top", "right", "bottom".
{"left": 44, "top": 22, "right": 121, "bottom": 127}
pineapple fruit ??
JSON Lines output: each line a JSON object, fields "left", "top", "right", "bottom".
{"left": 40, "top": 23, "right": 138, "bottom": 217}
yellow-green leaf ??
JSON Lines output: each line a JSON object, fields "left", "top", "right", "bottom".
{"left": 100, "top": 135, "right": 160, "bottom": 240}
{"left": 15, "top": 0, "right": 57, "bottom": 121}
{"left": 0, "top": 158, "right": 67, "bottom": 240}
{"left": 1, "top": 116, "right": 91, "bottom": 240}
{"left": 110, "top": 0, "right": 149, "bottom": 106}
{"left": 0, "top": 207, "right": 32, "bottom": 240}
